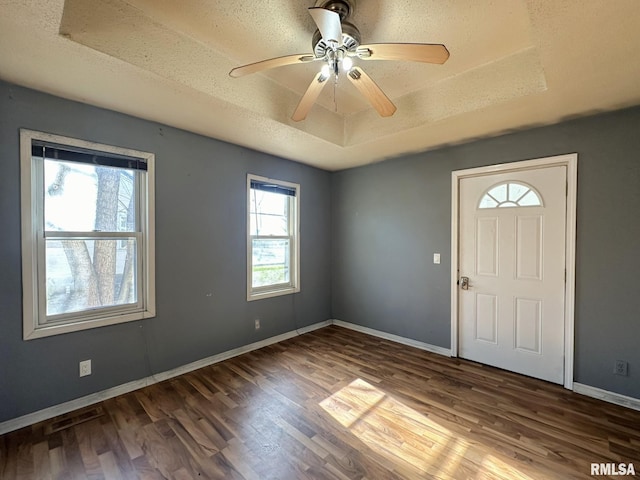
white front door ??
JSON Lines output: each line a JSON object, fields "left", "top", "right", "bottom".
{"left": 458, "top": 165, "right": 567, "bottom": 384}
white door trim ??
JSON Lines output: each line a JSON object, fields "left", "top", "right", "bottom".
{"left": 451, "top": 154, "right": 577, "bottom": 389}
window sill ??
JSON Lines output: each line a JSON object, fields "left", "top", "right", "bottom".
{"left": 247, "top": 286, "right": 299, "bottom": 302}
{"left": 24, "top": 309, "right": 155, "bottom": 340}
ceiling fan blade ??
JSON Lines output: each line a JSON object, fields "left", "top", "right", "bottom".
{"left": 347, "top": 67, "right": 397, "bottom": 117}
{"left": 309, "top": 7, "right": 343, "bottom": 46}
{"left": 292, "top": 70, "right": 330, "bottom": 122}
{"left": 358, "top": 43, "right": 450, "bottom": 64}
{"left": 229, "top": 53, "right": 317, "bottom": 78}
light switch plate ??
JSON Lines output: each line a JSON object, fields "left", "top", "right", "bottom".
{"left": 433, "top": 253, "right": 441, "bottom": 264}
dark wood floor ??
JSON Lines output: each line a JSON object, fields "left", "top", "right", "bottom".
{"left": 1, "top": 325, "right": 639, "bottom": 479}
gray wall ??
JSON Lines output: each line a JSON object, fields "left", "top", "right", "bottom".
{"left": 0, "top": 81, "right": 332, "bottom": 423}
{"left": 332, "top": 106, "right": 640, "bottom": 399}
{"left": 2, "top": 79, "right": 639, "bottom": 425}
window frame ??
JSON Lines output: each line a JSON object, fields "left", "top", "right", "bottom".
{"left": 246, "top": 174, "right": 300, "bottom": 301}
{"left": 20, "top": 129, "right": 156, "bottom": 340}
{"left": 478, "top": 181, "right": 544, "bottom": 209}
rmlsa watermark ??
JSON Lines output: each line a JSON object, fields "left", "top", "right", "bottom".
{"left": 591, "top": 463, "right": 636, "bottom": 476}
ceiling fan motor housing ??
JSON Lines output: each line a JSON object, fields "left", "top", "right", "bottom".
{"left": 314, "top": 0, "right": 356, "bottom": 21}
{"left": 312, "top": 21, "right": 361, "bottom": 57}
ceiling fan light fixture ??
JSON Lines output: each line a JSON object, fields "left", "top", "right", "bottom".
{"left": 320, "top": 64, "right": 331, "bottom": 79}
{"left": 342, "top": 56, "right": 353, "bottom": 71}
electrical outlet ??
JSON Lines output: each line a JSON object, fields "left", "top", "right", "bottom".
{"left": 254, "top": 319, "right": 261, "bottom": 330}
{"left": 79, "top": 359, "right": 92, "bottom": 377}
{"left": 614, "top": 360, "right": 628, "bottom": 376}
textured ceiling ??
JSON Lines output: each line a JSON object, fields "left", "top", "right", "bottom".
{"left": 1, "top": 0, "right": 639, "bottom": 170}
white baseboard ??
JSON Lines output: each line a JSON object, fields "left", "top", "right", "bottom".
{"left": 332, "top": 319, "right": 452, "bottom": 357}
{"left": 0, "top": 320, "right": 331, "bottom": 435}
{"left": 10, "top": 319, "right": 637, "bottom": 435}
{"left": 573, "top": 383, "right": 640, "bottom": 412}
{"left": 295, "top": 320, "right": 333, "bottom": 336}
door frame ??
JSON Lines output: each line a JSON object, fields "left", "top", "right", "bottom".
{"left": 450, "top": 154, "right": 578, "bottom": 389}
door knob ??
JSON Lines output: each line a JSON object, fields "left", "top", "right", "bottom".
{"left": 460, "top": 276, "right": 470, "bottom": 290}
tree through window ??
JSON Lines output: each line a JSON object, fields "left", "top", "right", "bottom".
{"left": 21, "top": 130, "right": 155, "bottom": 339}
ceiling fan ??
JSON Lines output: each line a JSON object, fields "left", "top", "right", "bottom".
{"left": 229, "top": 0, "right": 450, "bottom": 122}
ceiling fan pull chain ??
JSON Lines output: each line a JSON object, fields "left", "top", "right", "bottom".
{"left": 333, "top": 75, "right": 338, "bottom": 112}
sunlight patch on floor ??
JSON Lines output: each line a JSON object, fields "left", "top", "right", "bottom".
{"left": 319, "top": 378, "right": 535, "bottom": 480}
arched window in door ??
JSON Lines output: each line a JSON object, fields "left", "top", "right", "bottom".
{"left": 478, "top": 181, "right": 543, "bottom": 209}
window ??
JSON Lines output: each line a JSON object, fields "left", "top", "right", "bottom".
{"left": 478, "top": 181, "right": 543, "bottom": 209}
{"left": 247, "top": 174, "right": 300, "bottom": 300}
{"left": 20, "top": 130, "right": 155, "bottom": 339}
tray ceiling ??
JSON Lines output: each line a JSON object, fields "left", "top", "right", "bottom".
{"left": 1, "top": 0, "right": 639, "bottom": 170}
